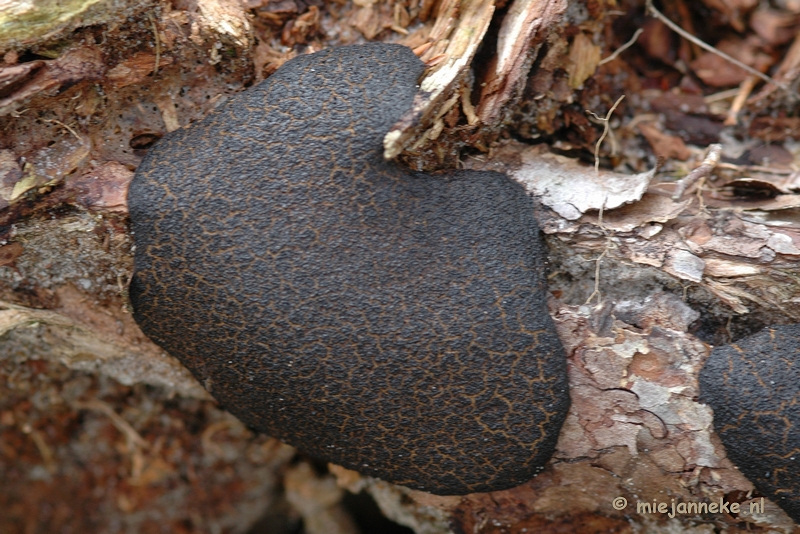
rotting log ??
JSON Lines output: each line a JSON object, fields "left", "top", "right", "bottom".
{"left": 1, "top": 0, "right": 800, "bottom": 532}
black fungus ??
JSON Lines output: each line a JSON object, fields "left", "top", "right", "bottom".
{"left": 700, "top": 324, "right": 800, "bottom": 522}
{"left": 128, "top": 43, "right": 570, "bottom": 495}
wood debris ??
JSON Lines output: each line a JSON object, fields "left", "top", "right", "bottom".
{"left": 2, "top": 0, "right": 800, "bottom": 531}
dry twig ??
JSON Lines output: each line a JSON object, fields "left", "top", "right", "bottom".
{"left": 724, "top": 75, "right": 759, "bottom": 126}
{"left": 43, "top": 119, "right": 81, "bottom": 142}
{"left": 672, "top": 143, "right": 722, "bottom": 200}
{"left": 598, "top": 29, "right": 643, "bottom": 66}
{"left": 587, "top": 95, "right": 625, "bottom": 173}
{"left": 148, "top": 13, "right": 161, "bottom": 74}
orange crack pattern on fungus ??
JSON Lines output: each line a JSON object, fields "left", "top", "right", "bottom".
{"left": 700, "top": 324, "right": 800, "bottom": 522}
{"left": 127, "top": 43, "right": 570, "bottom": 495}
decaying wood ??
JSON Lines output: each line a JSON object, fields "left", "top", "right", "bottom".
{"left": 2, "top": 0, "right": 800, "bottom": 532}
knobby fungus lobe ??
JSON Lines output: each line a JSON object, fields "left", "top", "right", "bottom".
{"left": 700, "top": 324, "right": 800, "bottom": 523}
{"left": 127, "top": 43, "right": 570, "bottom": 495}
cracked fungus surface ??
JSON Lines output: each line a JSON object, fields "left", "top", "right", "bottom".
{"left": 127, "top": 43, "right": 569, "bottom": 495}
{"left": 700, "top": 324, "right": 800, "bottom": 523}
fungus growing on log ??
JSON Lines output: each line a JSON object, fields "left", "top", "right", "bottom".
{"left": 127, "top": 43, "right": 570, "bottom": 495}
{"left": 700, "top": 324, "right": 800, "bottom": 522}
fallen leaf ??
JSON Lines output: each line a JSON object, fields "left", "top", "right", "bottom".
{"left": 638, "top": 122, "right": 691, "bottom": 160}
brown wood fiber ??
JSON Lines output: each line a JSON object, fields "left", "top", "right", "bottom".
{"left": 127, "top": 43, "right": 570, "bottom": 495}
